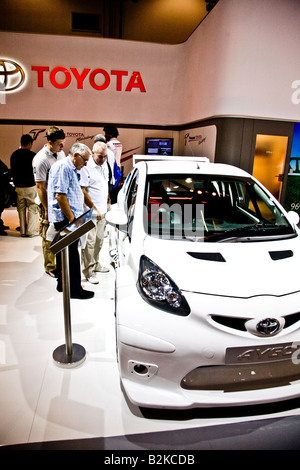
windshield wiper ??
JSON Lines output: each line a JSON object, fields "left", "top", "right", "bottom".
{"left": 210, "top": 224, "right": 291, "bottom": 242}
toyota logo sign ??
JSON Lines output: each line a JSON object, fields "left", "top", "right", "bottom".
{"left": 256, "top": 318, "right": 280, "bottom": 336}
{"left": 0, "top": 59, "right": 25, "bottom": 92}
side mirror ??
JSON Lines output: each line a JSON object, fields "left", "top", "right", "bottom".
{"left": 105, "top": 209, "right": 128, "bottom": 229}
{"left": 287, "top": 210, "right": 300, "bottom": 226}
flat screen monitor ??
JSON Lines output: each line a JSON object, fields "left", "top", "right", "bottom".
{"left": 145, "top": 137, "right": 173, "bottom": 156}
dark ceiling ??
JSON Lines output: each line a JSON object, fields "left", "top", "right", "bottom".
{"left": 120, "top": 0, "right": 219, "bottom": 44}
{"left": 0, "top": 0, "right": 219, "bottom": 45}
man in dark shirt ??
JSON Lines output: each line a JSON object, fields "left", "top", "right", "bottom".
{"left": 10, "top": 134, "right": 38, "bottom": 237}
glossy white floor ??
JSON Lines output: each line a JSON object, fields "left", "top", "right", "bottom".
{"left": 1, "top": 208, "right": 300, "bottom": 450}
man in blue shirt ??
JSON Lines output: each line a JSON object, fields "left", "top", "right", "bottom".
{"left": 48, "top": 142, "right": 95, "bottom": 299}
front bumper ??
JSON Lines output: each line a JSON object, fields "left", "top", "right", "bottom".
{"left": 116, "top": 274, "right": 300, "bottom": 409}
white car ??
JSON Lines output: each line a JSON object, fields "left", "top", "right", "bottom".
{"left": 106, "top": 156, "right": 300, "bottom": 409}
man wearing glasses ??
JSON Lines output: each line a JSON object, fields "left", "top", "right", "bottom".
{"left": 79, "top": 141, "right": 109, "bottom": 284}
{"left": 47, "top": 142, "right": 95, "bottom": 299}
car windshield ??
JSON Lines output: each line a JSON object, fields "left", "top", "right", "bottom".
{"left": 145, "top": 174, "right": 296, "bottom": 242}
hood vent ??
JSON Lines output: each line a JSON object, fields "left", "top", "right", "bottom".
{"left": 187, "top": 252, "right": 226, "bottom": 262}
{"left": 269, "top": 250, "right": 293, "bottom": 261}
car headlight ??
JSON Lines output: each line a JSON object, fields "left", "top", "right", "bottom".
{"left": 137, "top": 255, "right": 190, "bottom": 316}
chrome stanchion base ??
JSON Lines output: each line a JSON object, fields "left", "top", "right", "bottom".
{"left": 53, "top": 343, "right": 86, "bottom": 368}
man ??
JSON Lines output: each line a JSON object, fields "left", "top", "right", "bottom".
{"left": 33, "top": 126, "right": 66, "bottom": 277}
{"left": 10, "top": 134, "right": 38, "bottom": 237}
{"left": 103, "top": 125, "right": 122, "bottom": 203}
{"left": 94, "top": 133, "right": 115, "bottom": 197}
{"left": 103, "top": 125, "right": 122, "bottom": 167}
{"left": 80, "top": 141, "right": 109, "bottom": 284}
{"left": 47, "top": 142, "right": 95, "bottom": 299}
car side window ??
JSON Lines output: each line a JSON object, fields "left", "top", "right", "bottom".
{"left": 126, "top": 170, "right": 139, "bottom": 238}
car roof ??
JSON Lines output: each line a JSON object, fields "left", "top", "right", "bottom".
{"left": 132, "top": 155, "right": 251, "bottom": 178}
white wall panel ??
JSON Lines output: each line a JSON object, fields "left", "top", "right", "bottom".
{"left": 182, "top": 0, "right": 300, "bottom": 123}
{"left": 0, "top": 33, "right": 181, "bottom": 125}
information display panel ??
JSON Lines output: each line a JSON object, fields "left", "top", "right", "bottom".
{"left": 50, "top": 210, "right": 94, "bottom": 255}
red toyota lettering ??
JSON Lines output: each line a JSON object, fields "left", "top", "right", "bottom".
{"left": 50, "top": 67, "right": 71, "bottom": 89}
{"left": 31, "top": 66, "right": 50, "bottom": 87}
{"left": 31, "top": 66, "right": 147, "bottom": 92}
{"left": 89, "top": 68, "right": 110, "bottom": 90}
{"left": 70, "top": 68, "right": 90, "bottom": 89}
{"left": 111, "top": 70, "right": 129, "bottom": 91}
{"left": 126, "top": 71, "right": 146, "bottom": 92}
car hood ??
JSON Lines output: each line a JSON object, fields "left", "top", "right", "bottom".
{"left": 143, "top": 235, "right": 300, "bottom": 298}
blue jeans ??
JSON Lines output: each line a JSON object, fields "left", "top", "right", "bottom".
{"left": 54, "top": 218, "right": 83, "bottom": 294}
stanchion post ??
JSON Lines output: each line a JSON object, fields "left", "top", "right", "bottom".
{"left": 62, "top": 246, "right": 72, "bottom": 357}
{"left": 52, "top": 246, "right": 86, "bottom": 368}
{"left": 51, "top": 217, "right": 95, "bottom": 368}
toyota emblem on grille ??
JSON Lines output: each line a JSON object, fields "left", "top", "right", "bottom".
{"left": 0, "top": 59, "right": 25, "bottom": 92}
{"left": 256, "top": 318, "right": 280, "bottom": 336}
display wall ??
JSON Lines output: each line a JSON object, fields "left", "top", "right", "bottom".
{"left": 0, "top": 124, "right": 217, "bottom": 176}
{"left": 0, "top": 32, "right": 183, "bottom": 126}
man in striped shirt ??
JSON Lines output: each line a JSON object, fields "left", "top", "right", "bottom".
{"left": 47, "top": 142, "right": 95, "bottom": 299}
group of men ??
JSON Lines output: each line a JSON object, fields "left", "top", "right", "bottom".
{"left": 8, "top": 125, "right": 122, "bottom": 300}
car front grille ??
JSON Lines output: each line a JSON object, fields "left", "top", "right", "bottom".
{"left": 211, "top": 311, "right": 300, "bottom": 333}
{"left": 181, "top": 360, "right": 300, "bottom": 392}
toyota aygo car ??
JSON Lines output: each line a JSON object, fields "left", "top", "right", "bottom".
{"left": 105, "top": 156, "right": 300, "bottom": 409}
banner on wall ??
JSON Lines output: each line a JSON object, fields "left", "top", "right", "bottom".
{"left": 0, "top": 59, "right": 146, "bottom": 95}
{"left": 181, "top": 126, "right": 216, "bottom": 162}
{"left": 0, "top": 32, "right": 182, "bottom": 126}
{"left": 284, "top": 123, "right": 300, "bottom": 215}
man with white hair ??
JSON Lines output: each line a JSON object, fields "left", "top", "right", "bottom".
{"left": 94, "top": 133, "right": 115, "bottom": 196}
{"left": 80, "top": 141, "right": 109, "bottom": 284}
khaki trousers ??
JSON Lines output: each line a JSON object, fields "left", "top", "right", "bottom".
{"left": 15, "top": 186, "right": 38, "bottom": 237}
{"left": 81, "top": 217, "right": 106, "bottom": 278}
{"left": 37, "top": 204, "right": 56, "bottom": 272}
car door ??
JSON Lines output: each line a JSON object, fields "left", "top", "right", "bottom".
{"left": 117, "top": 169, "right": 139, "bottom": 267}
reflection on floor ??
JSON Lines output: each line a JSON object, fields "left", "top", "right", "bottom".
{"left": 1, "top": 208, "right": 300, "bottom": 450}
